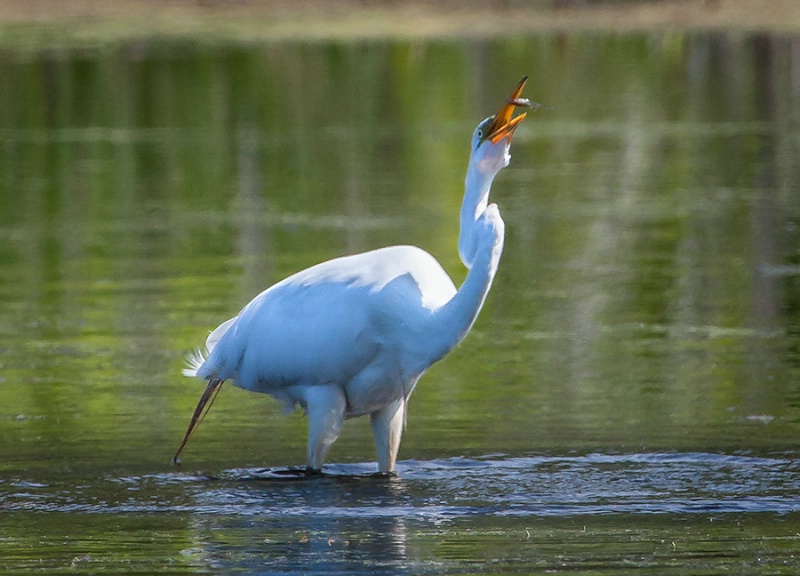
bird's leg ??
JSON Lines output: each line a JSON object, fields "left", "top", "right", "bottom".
{"left": 303, "top": 385, "right": 346, "bottom": 473}
{"left": 370, "top": 399, "right": 405, "bottom": 474}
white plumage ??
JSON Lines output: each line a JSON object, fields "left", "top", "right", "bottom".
{"left": 174, "top": 78, "right": 530, "bottom": 473}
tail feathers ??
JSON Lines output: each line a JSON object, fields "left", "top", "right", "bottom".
{"left": 183, "top": 348, "right": 208, "bottom": 378}
{"left": 183, "top": 316, "right": 237, "bottom": 378}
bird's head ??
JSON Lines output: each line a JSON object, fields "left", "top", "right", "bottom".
{"left": 470, "top": 76, "right": 531, "bottom": 175}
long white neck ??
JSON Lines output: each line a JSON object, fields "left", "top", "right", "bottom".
{"left": 423, "top": 161, "right": 506, "bottom": 367}
{"left": 458, "top": 161, "right": 493, "bottom": 269}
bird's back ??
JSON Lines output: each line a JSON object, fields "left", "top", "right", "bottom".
{"left": 189, "top": 245, "right": 457, "bottom": 395}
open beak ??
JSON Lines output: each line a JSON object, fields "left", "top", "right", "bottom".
{"left": 172, "top": 377, "right": 224, "bottom": 464}
{"left": 483, "top": 76, "right": 529, "bottom": 144}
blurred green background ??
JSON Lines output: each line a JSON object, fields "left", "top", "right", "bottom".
{"left": 2, "top": 30, "right": 798, "bottom": 473}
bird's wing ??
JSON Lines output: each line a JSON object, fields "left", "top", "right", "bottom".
{"left": 288, "top": 245, "right": 456, "bottom": 308}
{"left": 189, "top": 245, "right": 457, "bottom": 388}
{"left": 206, "top": 316, "right": 237, "bottom": 351}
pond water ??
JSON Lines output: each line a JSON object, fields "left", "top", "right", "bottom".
{"left": 1, "top": 31, "right": 800, "bottom": 574}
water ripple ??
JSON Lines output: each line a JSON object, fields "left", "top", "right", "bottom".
{"left": 2, "top": 452, "right": 798, "bottom": 519}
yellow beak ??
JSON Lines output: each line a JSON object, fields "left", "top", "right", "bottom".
{"left": 483, "top": 76, "right": 529, "bottom": 144}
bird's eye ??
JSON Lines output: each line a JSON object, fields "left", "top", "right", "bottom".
{"left": 477, "top": 129, "right": 483, "bottom": 140}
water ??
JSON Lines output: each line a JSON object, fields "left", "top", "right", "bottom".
{"left": 3, "top": 454, "right": 799, "bottom": 573}
{"left": 2, "top": 30, "right": 800, "bottom": 574}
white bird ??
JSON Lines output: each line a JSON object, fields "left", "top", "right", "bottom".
{"left": 174, "top": 77, "right": 531, "bottom": 474}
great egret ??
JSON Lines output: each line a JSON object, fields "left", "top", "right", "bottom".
{"left": 174, "top": 77, "right": 531, "bottom": 474}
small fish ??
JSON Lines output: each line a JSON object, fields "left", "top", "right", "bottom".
{"left": 508, "top": 97, "right": 545, "bottom": 110}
